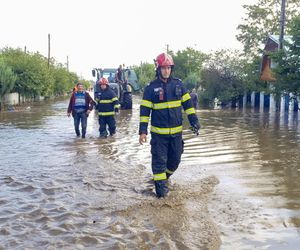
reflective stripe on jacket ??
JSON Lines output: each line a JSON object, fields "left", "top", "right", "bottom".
{"left": 139, "top": 77, "right": 198, "bottom": 136}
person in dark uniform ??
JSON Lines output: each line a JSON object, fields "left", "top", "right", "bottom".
{"left": 108, "top": 73, "right": 114, "bottom": 83}
{"left": 190, "top": 88, "right": 199, "bottom": 110}
{"left": 95, "top": 78, "right": 120, "bottom": 138}
{"left": 116, "top": 65, "right": 123, "bottom": 83}
{"left": 139, "top": 53, "right": 200, "bottom": 198}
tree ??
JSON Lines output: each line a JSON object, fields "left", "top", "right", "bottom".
{"left": 241, "top": 56, "right": 267, "bottom": 93}
{"left": 132, "top": 48, "right": 207, "bottom": 90}
{"left": 184, "top": 72, "right": 201, "bottom": 91}
{"left": 272, "top": 15, "right": 300, "bottom": 96}
{"left": 132, "top": 63, "right": 155, "bottom": 88}
{"left": 0, "top": 47, "right": 81, "bottom": 99}
{"left": 200, "top": 50, "right": 249, "bottom": 106}
{"left": 171, "top": 47, "right": 207, "bottom": 81}
{"left": 237, "top": 0, "right": 300, "bottom": 57}
{"left": 0, "top": 60, "right": 17, "bottom": 110}
{"left": 51, "top": 64, "right": 78, "bottom": 95}
{"left": 0, "top": 48, "right": 52, "bottom": 98}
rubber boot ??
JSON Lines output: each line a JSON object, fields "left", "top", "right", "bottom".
{"left": 99, "top": 130, "right": 108, "bottom": 138}
{"left": 75, "top": 129, "right": 80, "bottom": 137}
{"left": 166, "top": 173, "right": 172, "bottom": 179}
{"left": 154, "top": 180, "right": 169, "bottom": 198}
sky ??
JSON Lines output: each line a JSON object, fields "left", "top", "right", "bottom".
{"left": 0, "top": 0, "right": 257, "bottom": 80}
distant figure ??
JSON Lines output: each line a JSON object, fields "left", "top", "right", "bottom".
{"left": 116, "top": 65, "right": 123, "bottom": 83}
{"left": 72, "top": 85, "right": 78, "bottom": 92}
{"left": 214, "top": 98, "right": 221, "bottom": 109}
{"left": 7, "top": 105, "right": 15, "bottom": 111}
{"left": 108, "top": 73, "right": 114, "bottom": 83}
{"left": 190, "top": 88, "right": 199, "bottom": 110}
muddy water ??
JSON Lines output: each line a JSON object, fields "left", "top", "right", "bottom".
{"left": 0, "top": 97, "right": 299, "bottom": 249}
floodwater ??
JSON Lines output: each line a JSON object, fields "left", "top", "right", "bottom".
{"left": 0, "top": 96, "right": 299, "bottom": 249}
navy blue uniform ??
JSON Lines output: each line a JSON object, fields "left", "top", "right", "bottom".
{"left": 95, "top": 87, "right": 120, "bottom": 137}
{"left": 139, "top": 77, "right": 200, "bottom": 197}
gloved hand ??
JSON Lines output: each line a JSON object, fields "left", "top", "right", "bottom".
{"left": 114, "top": 108, "right": 119, "bottom": 114}
{"left": 190, "top": 121, "right": 200, "bottom": 136}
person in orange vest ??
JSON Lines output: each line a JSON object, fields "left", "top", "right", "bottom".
{"left": 72, "top": 85, "right": 78, "bottom": 92}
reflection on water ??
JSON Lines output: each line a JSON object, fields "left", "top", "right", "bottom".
{"left": 193, "top": 109, "right": 300, "bottom": 250}
{"left": 0, "top": 97, "right": 300, "bottom": 249}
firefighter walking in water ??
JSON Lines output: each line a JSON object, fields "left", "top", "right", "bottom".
{"left": 139, "top": 53, "right": 200, "bottom": 198}
{"left": 95, "top": 77, "right": 120, "bottom": 137}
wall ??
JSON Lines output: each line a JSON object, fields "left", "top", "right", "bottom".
{"left": 3, "top": 92, "right": 19, "bottom": 105}
{"left": 2, "top": 93, "right": 45, "bottom": 106}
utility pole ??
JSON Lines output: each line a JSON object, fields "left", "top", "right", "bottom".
{"left": 66, "top": 56, "right": 69, "bottom": 71}
{"left": 24, "top": 46, "right": 27, "bottom": 53}
{"left": 279, "top": 0, "right": 286, "bottom": 50}
{"left": 166, "top": 44, "right": 169, "bottom": 54}
{"left": 48, "top": 34, "right": 51, "bottom": 68}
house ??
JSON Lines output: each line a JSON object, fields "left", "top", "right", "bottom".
{"left": 260, "top": 34, "right": 292, "bottom": 81}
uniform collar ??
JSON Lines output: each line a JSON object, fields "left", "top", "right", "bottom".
{"left": 158, "top": 77, "right": 171, "bottom": 84}
{"left": 101, "top": 87, "right": 109, "bottom": 92}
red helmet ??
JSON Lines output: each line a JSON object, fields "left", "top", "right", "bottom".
{"left": 99, "top": 77, "right": 108, "bottom": 85}
{"left": 156, "top": 53, "right": 174, "bottom": 67}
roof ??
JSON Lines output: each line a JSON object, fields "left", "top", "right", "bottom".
{"left": 268, "top": 35, "right": 293, "bottom": 45}
{"left": 101, "top": 68, "right": 118, "bottom": 73}
{"left": 264, "top": 35, "right": 293, "bottom": 51}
